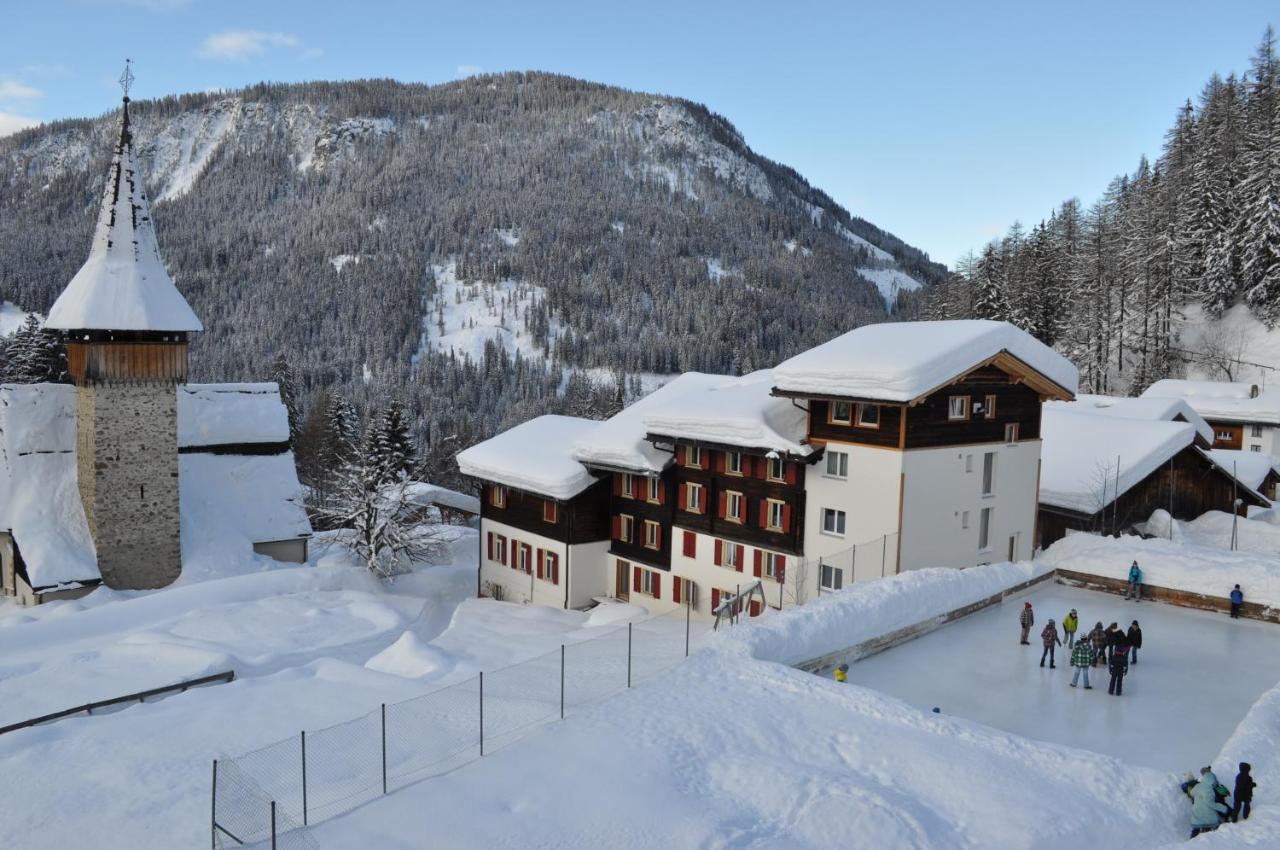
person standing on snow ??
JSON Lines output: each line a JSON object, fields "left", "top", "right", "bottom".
{"left": 1089, "top": 622, "right": 1107, "bottom": 667}
{"left": 1069, "top": 635, "right": 1093, "bottom": 688}
{"left": 1232, "top": 762, "right": 1255, "bottom": 822}
{"left": 1062, "top": 609, "right": 1079, "bottom": 648}
{"left": 1107, "top": 633, "right": 1129, "bottom": 695}
{"left": 1126, "top": 560, "right": 1143, "bottom": 600}
{"left": 1040, "top": 619, "right": 1062, "bottom": 668}
{"left": 1019, "top": 602, "right": 1035, "bottom": 645}
{"left": 1104, "top": 622, "right": 1122, "bottom": 661}
{"left": 833, "top": 663, "right": 848, "bottom": 683}
{"left": 1190, "top": 766, "right": 1229, "bottom": 836}
{"left": 1126, "top": 620, "right": 1143, "bottom": 665}
{"left": 1230, "top": 585, "right": 1244, "bottom": 619}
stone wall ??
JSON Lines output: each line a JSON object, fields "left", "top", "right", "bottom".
{"left": 77, "top": 382, "right": 182, "bottom": 589}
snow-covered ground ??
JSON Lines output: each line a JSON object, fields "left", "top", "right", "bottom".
{"left": 1181, "top": 302, "right": 1280, "bottom": 385}
{"left": 0, "top": 300, "right": 37, "bottom": 335}
{"left": 846, "top": 583, "right": 1280, "bottom": 772}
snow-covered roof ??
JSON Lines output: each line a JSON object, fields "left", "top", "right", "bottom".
{"left": 1205, "top": 449, "right": 1279, "bottom": 494}
{"left": 45, "top": 101, "right": 202, "bottom": 333}
{"left": 178, "top": 383, "right": 289, "bottom": 448}
{"left": 403, "top": 481, "right": 481, "bottom": 515}
{"left": 573, "top": 373, "right": 728, "bottom": 474}
{"left": 771, "top": 320, "right": 1078, "bottom": 402}
{"left": 643, "top": 370, "right": 814, "bottom": 457}
{"left": 1050, "top": 394, "right": 1214, "bottom": 446}
{"left": 457, "top": 415, "right": 602, "bottom": 500}
{"left": 180, "top": 452, "right": 312, "bottom": 550}
{"left": 1141, "top": 379, "right": 1280, "bottom": 426}
{"left": 1039, "top": 407, "right": 1197, "bottom": 515}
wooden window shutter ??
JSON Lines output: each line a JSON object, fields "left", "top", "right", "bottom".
{"left": 501, "top": 538, "right": 508, "bottom": 566}
{"left": 677, "top": 445, "right": 686, "bottom": 466}
{"left": 653, "top": 574, "right": 661, "bottom": 600}
{"left": 678, "top": 482, "right": 688, "bottom": 510}
{"left": 633, "top": 566, "right": 642, "bottom": 593}
{"left": 758, "top": 499, "right": 768, "bottom": 529}
{"left": 613, "top": 474, "right": 623, "bottom": 497}
{"left": 656, "top": 480, "right": 665, "bottom": 506}
{"left": 487, "top": 532, "right": 494, "bottom": 560}
{"left": 753, "top": 549, "right": 763, "bottom": 578}
{"left": 655, "top": 525, "right": 663, "bottom": 549}
{"left": 551, "top": 553, "right": 559, "bottom": 585}
{"left": 776, "top": 556, "right": 786, "bottom": 585}
{"left": 712, "top": 588, "right": 721, "bottom": 612}
{"left": 736, "top": 545, "right": 745, "bottom": 572}
{"left": 683, "top": 530, "right": 696, "bottom": 558}
{"left": 718, "top": 491, "right": 728, "bottom": 518}
{"left": 536, "top": 548, "right": 544, "bottom": 579}
{"left": 612, "top": 516, "right": 621, "bottom": 539}
{"left": 715, "top": 451, "right": 725, "bottom": 473}
{"left": 785, "top": 462, "right": 798, "bottom": 486}
{"left": 672, "top": 576, "right": 682, "bottom": 605}
{"left": 714, "top": 539, "right": 723, "bottom": 566}
{"left": 782, "top": 503, "right": 792, "bottom": 533}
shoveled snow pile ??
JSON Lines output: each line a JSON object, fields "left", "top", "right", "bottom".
{"left": 1180, "top": 510, "right": 1280, "bottom": 558}
{"left": 365, "top": 631, "right": 453, "bottom": 679}
{"left": 456, "top": 415, "right": 602, "bottom": 500}
{"left": 643, "top": 369, "right": 814, "bottom": 457}
{"left": 1038, "top": 529, "right": 1280, "bottom": 607}
{"left": 772, "top": 320, "right": 1078, "bottom": 402}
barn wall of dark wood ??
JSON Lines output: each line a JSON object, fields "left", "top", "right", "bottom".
{"left": 903, "top": 369, "right": 1043, "bottom": 449}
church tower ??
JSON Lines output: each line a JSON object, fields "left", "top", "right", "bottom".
{"left": 45, "top": 65, "right": 202, "bottom": 590}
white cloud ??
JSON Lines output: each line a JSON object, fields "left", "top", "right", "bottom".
{"left": 0, "top": 79, "right": 42, "bottom": 100}
{"left": 455, "top": 64, "right": 483, "bottom": 78}
{"left": 0, "top": 112, "right": 40, "bottom": 138}
{"left": 198, "top": 30, "right": 301, "bottom": 61}
{"left": 300, "top": 47, "right": 325, "bottom": 61}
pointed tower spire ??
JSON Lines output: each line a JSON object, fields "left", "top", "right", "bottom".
{"left": 45, "top": 62, "right": 202, "bottom": 333}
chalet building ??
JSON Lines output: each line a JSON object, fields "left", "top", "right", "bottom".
{"left": 0, "top": 86, "right": 311, "bottom": 605}
{"left": 1142, "top": 379, "right": 1280, "bottom": 456}
{"left": 459, "top": 320, "right": 1079, "bottom": 618}
{"left": 1037, "top": 399, "right": 1269, "bottom": 546}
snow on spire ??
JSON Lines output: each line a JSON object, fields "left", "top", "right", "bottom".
{"left": 45, "top": 63, "right": 202, "bottom": 333}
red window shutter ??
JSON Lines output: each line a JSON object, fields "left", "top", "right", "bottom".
{"left": 683, "top": 530, "right": 696, "bottom": 558}
{"left": 672, "top": 576, "right": 682, "bottom": 605}
{"left": 678, "top": 483, "right": 688, "bottom": 510}
{"left": 612, "top": 516, "right": 621, "bottom": 539}
{"left": 718, "top": 491, "right": 728, "bottom": 518}
{"left": 613, "top": 474, "right": 623, "bottom": 497}
{"left": 782, "top": 504, "right": 792, "bottom": 533}
{"left": 633, "top": 566, "right": 642, "bottom": 593}
{"left": 785, "top": 462, "right": 798, "bottom": 485}
{"left": 536, "top": 548, "right": 544, "bottom": 578}
{"left": 677, "top": 445, "right": 686, "bottom": 466}
{"left": 736, "top": 545, "right": 745, "bottom": 572}
{"left": 777, "top": 556, "right": 786, "bottom": 585}
{"left": 715, "top": 451, "right": 724, "bottom": 473}
{"left": 655, "top": 525, "right": 663, "bottom": 549}
{"left": 487, "top": 532, "right": 493, "bottom": 560}
{"left": 656, "top": 481, "right": 665, "bottom": 506}
{"left": 758, "top": 499, "right": 768, "bottom": 529}
{"left": 714, "top": 539, "right": 723, "bottom": 566}
{"left": 712, "top": 588, "right": 721, "bottom": 612}
{"left": 753, "top": 549, "right": 763, "bottom": 578}
{"left": 551, "top": 553, "right": 559, "bottom": 585}
{"left": 653, "top": 574, "right": 661, "bottom": 600}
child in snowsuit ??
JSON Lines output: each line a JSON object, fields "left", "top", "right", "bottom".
{"left": 1063, "top": 609, "right": 1079, "bottom": 648}
{"left": 1230, "top": 585, "right": 1244, "bottom": 619}
{"left": 1069, "top": 637, "right": 1093, "bottom": 688}
{"left": 1040, "top": 620, "right": 1061, "bottom": 668}
{"left": 834, "top": 664, "right": 848, "bottom": 683}
{"left": 1019, "top": 602, "right": 1034, "bottom": 644}
{"left": 1107, "top": 635, "right": 1129, "bottom": 695}
{"left": 1190, "top": 768, "right": 1230, "bottom": 837}
{"left": 1232, "top": 762, "right": 1255, "bottom": 822}
{"left": 1126, "top": 560, "right": 1142, "bottom": 600}
{"left": 1126, "top": 620, "right": 1143, "bottom": 665}
{"left": 1089, "top": 622, "right": 1107, "bottom": 667}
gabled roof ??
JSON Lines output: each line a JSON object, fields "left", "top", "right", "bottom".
{"left": 771, "top": 320, "right": 1078, "bottom": 403}
{"left": 1052, "top": 394, "right": 1215, "bottom": 447}
{"left": 1141, "top": 379, "right": 1280, "bottom": 426}
{"left": 45, "top": 99, "right": 202, "bottom": 333}
{"left": 1205, "top": 449, "right": 1280, "bottom": 494}
{"left": 178, "top": 383, "right": 289, "bottom": 448}
{"left": 643, "top": 370, "right": 814, "bottom": 458}
{"left": 457, "top": 415, "right": 602, "bottom": 500}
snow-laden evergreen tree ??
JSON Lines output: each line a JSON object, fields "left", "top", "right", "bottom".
{"left": 972, "top": 244, "right": 1007, "bottom": 320}
{"left": 1, "top": 314, "right": 68, "bottom": 384}
{"left": 1237, "top": 27, "right": 1280, "bottom": 325}
{"left": 369, "top": 400, "right": 416, "bottom": 482}
{"left": 269, "top": 352, "right": 303, "bottom": 444}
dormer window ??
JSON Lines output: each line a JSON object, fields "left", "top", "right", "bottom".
{"left": 489, "top": 485, "right": 507, "bottom": 508}
{"left": 829, "top": 402, "right": 853, "bottom": 425}
{"left": 856, "top": 403, "right": 880, "bottom": 428}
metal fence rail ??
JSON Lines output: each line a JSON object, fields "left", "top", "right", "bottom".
{"left": 212, "top": 604, "right": 694, "bottom": 848}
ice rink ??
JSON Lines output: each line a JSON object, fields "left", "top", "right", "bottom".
{"left": 845, "top": 583, "right": 1280, "bottom": 772}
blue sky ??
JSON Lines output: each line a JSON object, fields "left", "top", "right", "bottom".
{"left": 1, "top": 1, "right": 1275, "bottom": 268}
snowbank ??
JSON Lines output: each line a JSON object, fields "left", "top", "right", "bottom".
{"left": 456, "top": 415, "right": 601, "bottom": 499}
{"left": 643, "top": 369, "right": 813, "bottom": 457}
{"left": 1038, "top": 530, "right": 1280, "bottom": 609}
{"left": 177, "top": 383, "right": 289, "bottom": 447}
{"left": 715, "top": 559, "right": 1049, "bottom": 666}
{"left": 365, "top": 631, "right": 454, "bottom": 679}
{"left": 772, "top": 319, "right": 1078, "bottom": 402}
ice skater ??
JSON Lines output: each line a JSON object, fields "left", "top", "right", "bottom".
{"left": 1069, "top": 634, "right": 1093, "bottom": 688}
{"left": 1019, "top": 602, "right": 1034, "bottom": 645}
{"left": 1232, "top": 762, "right": 1255, "bottom": 822}
{"left": 1089, "top": 622, "right": 1107, "bottom": 666}
{"left": 1126, "top": 620, "right": 1142, "bottom": 665}
{"left": 1107, "top": 633, "right": 1128, "bottom": 695}
{"left": 1126, "top": 560, "right": 1142, "bottom": 600}
{"left": 1230, "top": 584, "right": 1244, "bottom": 619}
{"left": 1040, "top": 619, "right": 1061, "bottom": 668}
{"left": 1063, "top": 609, "right": 1078, "bottom": 647}
{"left": 1105, "top": 622, "right": 1123, "bottom": 661}
{"left": 1189, "top": 766, "right": 1229, "bottom": 837}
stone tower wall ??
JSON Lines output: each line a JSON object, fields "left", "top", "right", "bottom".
{"left": 76, "top": 382, "right": 182, "bottom": 589}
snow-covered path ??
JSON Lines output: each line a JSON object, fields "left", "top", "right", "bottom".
{"left": 845, "top": 584, "right": 1280, "bottom": 772}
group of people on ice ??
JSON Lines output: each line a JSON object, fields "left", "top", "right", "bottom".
{"left": 1181, "top": 763, "right": 1256, "bottom": 837}
{"left": 1020, "top": 602, "right": 1141, "bottom": 696}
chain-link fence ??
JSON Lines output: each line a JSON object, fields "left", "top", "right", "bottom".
{"left": 212, "top": 603, "right": 695, "bottom": 848}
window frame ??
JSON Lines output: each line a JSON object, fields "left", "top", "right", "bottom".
{"left": 820, "top": 563, "right": 843, "bottom": 592}
{"left": 766, "top": 498, "right": 785, "bottom": 532}
{"left": 643, "top": 519, "right": 661, "bottom": 551}
{"left": 978, "top": 506, "right": 993, "bottom": 552}
{"left": 764, "top": 552, "right": 784, "bottom": 581}
{"left": 1004, "top": 422, "right": 1019, "bottom": 444}
{"left": 621, "top": 473, "right": 635, "bottom": 498}
{"left": 517, "top": 542, "right": 532, "bottom": 574}
{"left": 725, "top": 490, "right": 744, "bottom": 524}
{"left": 489, "top": 485, "right": 507, "bottom": 508}
{"left": 821, "top": 507, "right": 847, "bottom": 537}
{"left": 824, "top": 450, "right": 849, "bottom": 479}
{"left": 984, "top": 394, "right": 997, "bottom": 420}
{"left": 539, "top": 550, "right": 558, "bottom": 584}
{"left": 829, "top": 401, "right": 853, "bottom": 425}
{"left": 856, "top": 403, "right": 880, "bottom": 429}
{"left": 948, "top": 395, "right": 970, "bottom": 421}
{"left": 646, "top": 477, "right": 660, "bottom": 504}
{"left": 723, "top": 542, "right": 740, "bottom": 569}
{"left": 619, "top": 513, "right": 634, "bottom": 543}
{"left": 542, "top": 500, "right": 558, "bottom": 523}
{"left": 639, "top": 568, "right": 655, "bottom": 596}
{"left": 686, "top": 482, "right": 704, "bottom": 513}
{"left": 767, "top": 456, "right": 786, "bottom": 482}
{"left": 725, "top": 451, "right": 744, "bottom": 476}
{"left": 1251, "top": 424, "right": 1264, "bottom": 438}
{"left": 687, "top": 445, "right": 703, "bottom": 469}
{"left": 961, "top": 510, "right": 970, "bottom": 529}
{"left": 981, "top": 451, "right": 996, "bottom": 496}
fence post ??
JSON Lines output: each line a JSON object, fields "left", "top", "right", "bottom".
{"left": 685, "top": 597, "right": 691, "bottom": 657}
{"left": 300, "top": 730, "right": 307, "bottom": 826}
{"left": 210, "top": 759, "right": 217, "bottom": 850}
{"left": 270, "top": 800, "right": 277, "bottom": 850}
{"left": 560, "top": 645, "right": 566, "bottom": 719}
{"left": 626, "top": 623, "right": 633, "bottom": 688}
{"left": 479, "top": 672, "right": 485, "bottom": 756}
{"left": 381, "top": 703, "right": 387, "bottom": 794}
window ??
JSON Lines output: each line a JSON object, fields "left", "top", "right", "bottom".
{"left": 723, "top": 543, "right": 741, "bottom": 569}
{"left": 981, "top": 451, "right": 996, "bottom": 496}
{"left": 517, "top": 543, "right": 532, "bottom": 574}
{"left": 948, "top": 396, "right": 970, "bottom": 421}
{"left": 539, "top": 551, "right": 559, "bottom": 584}
{"left": 766, "top": 499, "right": 785, "bottom": 532}
{"left": 688, "top": 446, "right": 704, "bottom": 468}
{"left": 825, "top": 450, "right": 849, "bottom": 479}
{"left": 725, "top": 491, "right": 744, "bottom": 523}
{"left": 639, "top": 568, "right": 656, "bottom": 596}
{"left": 767, "top": 456, "right": 786, "bottom": 482}
{"left": 820, "top": 563, "right": 844, "bottom": 591}
{"left": 822, "top": 508, "right": 846, "bottom": 536}
{"left": 621, "top": 473, "right": 635, "bottom": 498}
{"left": 1216, "top": 429, "right": 1233, "bottom": 442}
{"left": 646, "top": 477, "right": 660, "bottom": 504}
{"left": 984, "top": 394, "right": 997, "bottom": 420}
{"left": 542, "top": 500, "right": 558, "bottom": 523}
{"left": 764, "top": 552, "right": 785, "bottom": 581}
{"left": 856, "top": 403, "right": 880, "bottom": 428}
{"left": 682, "top": 530, "right": 697, "bottom": 558}
{"left": 489, "top": 485, "right": 506, "bottom": 508}
{"left": 978, "top": 507, "right": 993, "bottom": 551}
{"left": 1252, "top": 424, "right": 1264, "bottom": 438}
{"left": 619, "top": 514, "right": 634, "bottom": 543}
{"left": 965, "top": 454, "right": 973, "bottom": 473}
{"left": 725, "top": 451, "right": 744, "bottom": 475}
{"left": 1004, "top": 423, "right": 1019, "bottom": 444}
{"left": 685, "top": 482, "right": 704, "bottom": 513}
{"left": 644, "top": 520, "right": 661, "bottom": 550}
{"left": 1251, "top": 445, "right": 1262, "bottom": 453}
{"left": 961, "top": 510, "right": 970, "bottom": 529}
{"left": 829, "top": 401, "right": 853, "bottom": 425}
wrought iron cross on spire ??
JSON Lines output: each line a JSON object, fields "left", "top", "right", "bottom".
{"left": 118, "top": 59, "right": 134, "bottom": 100}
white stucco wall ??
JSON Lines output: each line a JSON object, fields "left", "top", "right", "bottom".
{"left": 479, "top": 518, "right": 571, "bottom": 608}
{"left": 566, "top": 539, "right": 611, "bottom": 607}
{"left": 899, "top": 440, "right": 1042, "bottom": 570}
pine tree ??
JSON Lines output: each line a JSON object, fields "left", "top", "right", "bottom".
{"left": 972, "top": 243, "right": 1007, "bottom": 320}
{"left": 1237, "top": 27, "right": 1280, "bottom": 325}
{"left": 269, "top": 352, "right": 303, "bottom": 444}
{"left": 1, "top": 314, "right": 68, "bottom": 384}
{"left": 369, "top": 400, "right": 416, "bottom": 482}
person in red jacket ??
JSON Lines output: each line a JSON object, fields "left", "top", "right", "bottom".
{"left": 1040, "top": 619, "right": 1062, "bottom": 668}
{"left": 1019, "top": 602, "right": 1035, "bottom": 645}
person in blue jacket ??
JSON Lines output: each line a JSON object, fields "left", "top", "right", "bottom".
{"left": 1230, "top": 585, "right": 1244, "bottom": 618}
{"left": 1189, "top": 766, "right": 1230, "bottom": 837}
{"left": 1126, "top": 560, "right": 1143, "bottom": 601}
